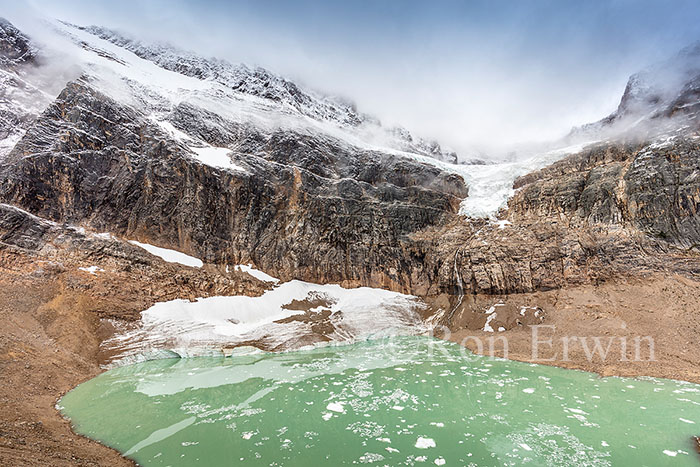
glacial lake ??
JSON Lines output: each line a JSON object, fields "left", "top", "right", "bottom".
{"left": 59, "top": 336, "right": 700, "bottom": 466}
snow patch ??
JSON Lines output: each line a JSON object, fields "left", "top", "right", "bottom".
{"left": 129, "top": 240, "right": 203, "bottom": 268}
{"left": 189, "top": 145, "right": 247, "bottom": 173}
{"left": 103, "top": 279, "right": 425, "bottom": 364}
{"left": 482, "top": 309, "right": 497, "bottom": 333}
{"left": 78, "top": 266, "right": 104, "bottom": 275}
{"left": 234, "top": 264, "right": 279, "bottom": 283}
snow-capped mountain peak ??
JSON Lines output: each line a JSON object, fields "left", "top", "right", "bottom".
{"left": 55, "top": 21, "right": 460, "bottom": 164}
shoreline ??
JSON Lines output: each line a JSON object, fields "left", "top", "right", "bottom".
{"left": 3, "top": 271, "right": 700, "bottom": 464}
{"left": 56, "top": 321, "right": 700, "bottom": 466}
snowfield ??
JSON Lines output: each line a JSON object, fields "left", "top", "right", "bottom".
{"left": 102, "top": 279, "right": 428, "bottom": 364}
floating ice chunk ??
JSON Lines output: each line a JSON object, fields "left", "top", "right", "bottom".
{"left": 663, "top": 450, "right": 678, "bottom": 457}
{"left": 519, "top": 443, "right": 532, "bottom": 451}
{"left": 522, "top": 388, "right": 535, "bottom": 394}
{"left": 129, "top": 240, "right": 203, "bottom": 268}
{"left": 415, "top": 437, "right": 436, "bottom": 449}
{"left": 322, "top": 412, "right": 333, "bottom": 421}
{"left": 679, "top": 418, "right": 695, "bottom": 424}
{"left": 358, "top": 453, "right": 384, "bottom": 463}
{"left": 434, "top": 457, "right": 446, "bottom": 465}
{"left": 326, "top": 402, "right": 344, "bottom": 413}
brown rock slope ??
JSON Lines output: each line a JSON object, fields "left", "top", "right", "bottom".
{"left": 0, "top": 204, "right": 269, "bottom": 466}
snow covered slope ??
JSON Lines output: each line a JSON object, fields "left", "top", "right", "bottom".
{"left": 570, "top": 41, "right": 700, "bottom": 141}
{"left": 0, "top": 19, "right": 53, "bottom": 159}
{"left": 49, "top": 21, "right": 461, "bottom": 164}
{"left": 101, "top": 279, "right": 427, "bottom": 365}
{"left": 0, "top": 16, "right": 600, "bottom": 219}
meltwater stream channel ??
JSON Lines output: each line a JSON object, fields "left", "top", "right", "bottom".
{"left": 59, "top": 336, "right": 700, "bottom": 466}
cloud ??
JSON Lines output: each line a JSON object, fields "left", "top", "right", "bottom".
{"left": 7, "top": 0, "right": 700, "bottom": 158}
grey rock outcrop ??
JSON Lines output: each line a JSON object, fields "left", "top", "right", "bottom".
{"left": 0, "top": 79, "right": 468, "bottom": 291}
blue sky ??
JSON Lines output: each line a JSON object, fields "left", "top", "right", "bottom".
{"left": 11, "top": 0, "right": 700, "bottom": 155}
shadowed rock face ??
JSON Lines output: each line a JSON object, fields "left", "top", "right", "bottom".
{"left": 0, "top": 18, "right": 48, "bottom": 152}
{"left": 410, "top": 134, "right": 700, "bottom": 302}
{"left": 0, "top": 80, "right": 468, "bottom": 291}
{"left": 0, "top": 19, "right": 35, "bottom": 69}
{"left": 510, "top": 138, "right": 700, "bottom": 247}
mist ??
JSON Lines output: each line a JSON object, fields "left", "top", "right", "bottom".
{"left": 6, "top": 0, "right": 700, "bottom": 159}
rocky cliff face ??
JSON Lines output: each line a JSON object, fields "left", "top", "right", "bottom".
{"left": 0, "top": 17, "right": 698, "bottom": 323}
{"left": 0, "top": 203, "right": 269, "bottom": 314}
{"left": 72, "top": 23, "right": 460, "bottom": 163}
{"left": 569, "top": 41, "right": 700, "bottom": 142}
{"left": 0, "top": 78, "right": 467, "bottom": 292}
{"left": 510, "top": 137, "right": 700, "bottom": 245}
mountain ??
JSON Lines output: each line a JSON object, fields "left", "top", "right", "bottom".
{"left": 570, "top": 41, "right": 700, "bottom": 140}
{"left": 0, "top": 17, "right": 469, "bottom": 291}
{"left": 0, "top": 15, "right": 698, "bottom": 293}
{"left": 0, "top": 19, "right": 52, "bottom": 158}
{"left": 0, "top": 16, "right": 700, "bottom": 464}
{"left": 63, "top": 22, "right": 461, "bottom": 164}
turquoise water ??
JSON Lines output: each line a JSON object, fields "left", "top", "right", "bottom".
{"left": 60, "top": 337, "right": 700, "bottom": 466}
